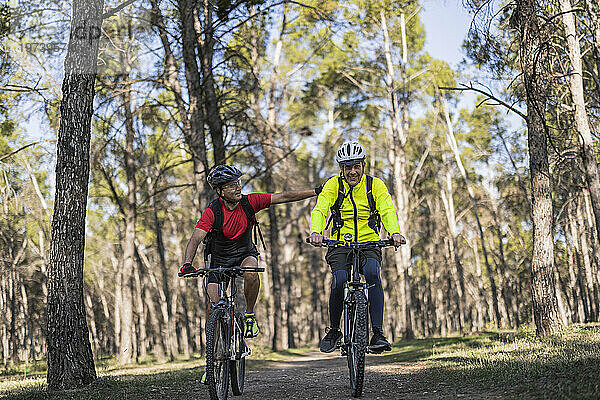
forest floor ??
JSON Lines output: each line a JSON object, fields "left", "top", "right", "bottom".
{"left": 2, "top": 325, "right": 600, "bottom": 399}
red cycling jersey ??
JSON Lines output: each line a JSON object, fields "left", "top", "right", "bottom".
{"left": 196, "top": 193, "right": 271, "bottom": 239}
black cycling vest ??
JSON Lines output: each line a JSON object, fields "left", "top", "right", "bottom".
{"left": 203, "top": 196, "right": 257, "bottom": 263}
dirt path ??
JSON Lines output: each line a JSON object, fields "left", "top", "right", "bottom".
{"left": 194, "top": 351, "right": 507, "bottom": 400}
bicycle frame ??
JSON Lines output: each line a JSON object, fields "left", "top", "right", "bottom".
{"left": 342, "top": 245, "right": 370, "bottom": 354}
{"left": 180, "top": 266, "right": 263, "bottom": 400}
{"left": 307, "top": 235, "right": 395, "bottom": 398}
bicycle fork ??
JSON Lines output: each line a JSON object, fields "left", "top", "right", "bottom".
{"left": 341, "top": 283, "right": 369, "bottom": 355}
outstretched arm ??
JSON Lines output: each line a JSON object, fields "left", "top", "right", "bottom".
{"left": 271, "top": 189, "right": 317, "bottom": 205}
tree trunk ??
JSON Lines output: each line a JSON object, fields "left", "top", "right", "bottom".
{"left": 247, "top": 6, "right": 284, "bottom": 350}
{"left": 568, "top": 200, "right": 591, "bottom": 321}
{"left": 146, "top": 172, "right": 178, "bottom": 359}
{"left": 440, "top": 93, "right": 501, "bottom": 326}
{"left": 151, "top": 0, "right": 210, "bottom": 209}
{"left": 381, "top": 10, "right": 413, "bottom": 339}
{"left": 177, "top": 0, "right": 210, "bottom": 208}
{"left": 514, "top": 0, "right": 564, "bottom": 336}
{"left": 439, "top": 158, "right": 466, "bottom": 332}
{"left": 118, "top": 62, "right": 138, "bottom": 364}
{"left": 95, "top": 266, "right": 112, "bottom": 355}
{"left": 85, "top": 292, "right": 99, "bottom": 359}
{"left": 133, "top": 260, "right": 147, "bottom": 360}
{"left": 112, "top": 256, "right": 122, "bottom": 354}
{"left": 46, "top": 0, "right": 102, "bottom": 389}
{"left": 143, "top": 273, "right": 166, "bottom": 362}
{"left": 198, "top": 0, "right": 225, "bottom": 165}
{"left": 564, "top": 214, "right": 582, "bottom": 322}
{"left": 489, "top": 189, "right": 516, "bottom": 328}
{"left": 577, "top": 197, "right": 598, "bottom": 320}
{"left": 560, "top": 0, "right": 600, "bottom": 245}
{"left": 582, "top": 193, "right": 600, "bottom": 300}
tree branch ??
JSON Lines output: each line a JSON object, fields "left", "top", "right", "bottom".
{"left": 440, "top": 82, "right": 527, "bottom": 120}
{"left": 102, "top": 0, "right": 137, "bottom": 20}
{"left": 0, "top": 139, "right": 57, "bottom": 163}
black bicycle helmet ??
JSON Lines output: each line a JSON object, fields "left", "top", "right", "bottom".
{"left": 207, "top": 164, "right": 243, "bottom": 189}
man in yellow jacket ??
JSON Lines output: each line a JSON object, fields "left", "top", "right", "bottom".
{"left": 309, "top": 140, "right": 406, "bottom": 353}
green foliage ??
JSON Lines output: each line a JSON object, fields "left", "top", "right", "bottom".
{"left": 0, "top": 3, "right": 10, "bottom": 38}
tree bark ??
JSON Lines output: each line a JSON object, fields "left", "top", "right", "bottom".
{"left": 46, "top": 0, "right": 102, "bottom": 389}
{"left": 514, "top": 0, "right": 564, "bottom": 336}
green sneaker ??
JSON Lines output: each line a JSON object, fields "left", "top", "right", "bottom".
{"left": 244, "top": 312, "right": 260, "bottom": 338}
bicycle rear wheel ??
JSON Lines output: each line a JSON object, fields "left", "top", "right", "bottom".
{"left": 230, "top": 312, "right": 246, "bottom": 396}
{"left": 347, "top": 290, "right": 368, "bottom": 397}
{"left": 206, "top": 307, "right": 230, "bottom": 400}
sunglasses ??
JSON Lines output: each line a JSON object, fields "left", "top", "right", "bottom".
{"left": 221, "top": 179, "right": 241, "bottom": 190}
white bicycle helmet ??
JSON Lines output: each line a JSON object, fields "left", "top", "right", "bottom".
{"left": 335, "top": 140, "right": 367, "bottom": 165}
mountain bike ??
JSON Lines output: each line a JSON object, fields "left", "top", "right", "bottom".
{"left": 307, "top": 235, "right": 396, "bottom": 398}
{"left": 179, "top": 266, "right": 264, "bottom": 400}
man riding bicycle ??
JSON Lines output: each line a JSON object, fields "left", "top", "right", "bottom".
{"left": 308, "top": 140, "right": 406, "bottom": 353}
{"left": 180, "top": 164, "right": 318, "bottom": 382}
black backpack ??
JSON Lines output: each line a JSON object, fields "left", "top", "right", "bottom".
{"left": 325, "top": 175, "right": 381, "bottom": 239}
{"left": 203, "top": 195, "right": 266, "bottom": 262}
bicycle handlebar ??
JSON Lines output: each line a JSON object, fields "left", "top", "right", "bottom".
{"left": 179, "top": 266, "right": 265, "bottom": 278}
{"left": 304, "top": 237, "right": 396, "bottom": 248}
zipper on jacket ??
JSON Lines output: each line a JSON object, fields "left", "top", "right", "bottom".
{"left": 349, "top": 186, "right": 359, "bottom": 242}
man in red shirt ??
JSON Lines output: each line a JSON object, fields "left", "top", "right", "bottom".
{"left": 179, "top": 164, "right": 319, "bottom": 340}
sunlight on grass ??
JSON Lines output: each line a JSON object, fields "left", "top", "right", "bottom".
{"left": 419, "top": 324, "right": 600, "bottom": 397}
{"left": 2, "top": 326, "right": 599, "bottom": 399}
{"left": 0, "top": 344, "right": 313, "bottom": 398}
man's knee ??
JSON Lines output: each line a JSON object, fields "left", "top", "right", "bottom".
{"left": 362, "top": 260, "right": 381, "bottom": 283}
{"left": 331, "top": 269, "right": 348, "bottom": 291}
{"left": 244, "top": 271, "right": 259, "bottom": 285}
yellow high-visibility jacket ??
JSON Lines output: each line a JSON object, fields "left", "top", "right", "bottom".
{"left": 310, "top": 174, "right": 401, "bottom": 242}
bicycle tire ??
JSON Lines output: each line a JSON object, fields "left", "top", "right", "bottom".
{"left": 347, "top": 290, "right": 368, "bottom": 397}
{"left": 230, "top": 312, "right": 246, "bottom": 396}
{"left": 206, "top": 307, "right": 230, "bottom": 400}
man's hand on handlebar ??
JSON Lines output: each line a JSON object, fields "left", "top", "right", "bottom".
{"left": 309, "top": 232, "right": 324, "bottom": 247}
{"left": 391, "top": 233, "right": 406, "bottom": 248}
{"left": 178, "top": 262, "right": 195, "bottom": 276}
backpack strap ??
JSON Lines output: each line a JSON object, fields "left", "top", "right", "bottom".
{"left": 240, "top": 195, "right": 267, "bottom": 251}
{"left": 203, "top": 198, "right": 223, "bottom": 263}
{"left": 365, "top": 175, "right": 381, "bottom": 234}
{"left": 325, "top": 176, "right": 346, "bottom": 240}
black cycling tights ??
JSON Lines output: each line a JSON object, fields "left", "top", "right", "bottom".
{"left": 329, "top": 257, "right": 384, "bottom": 332}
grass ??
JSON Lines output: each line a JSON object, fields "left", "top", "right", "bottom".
{"left": 2, "top": 325, "right": 600, "bottom": 399}
{"left": 380, "top": 324, "right": 600, "bottom": 399}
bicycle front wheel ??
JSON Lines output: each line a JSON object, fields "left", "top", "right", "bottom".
{"left": 230, "top": 312, "right": 246, "bottom": 396}
{"left": 206, "top": 307, "right": 230, "bottom": 400}
{"left": 347, "top": 290, "right": 368, "bottom": 398}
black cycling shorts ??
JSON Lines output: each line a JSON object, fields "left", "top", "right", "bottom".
{"left": 325, "top": 246, "right": 382, "bottom": 272}
{"left": 207, "top": 246, "right": 260, "bottom": 283}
